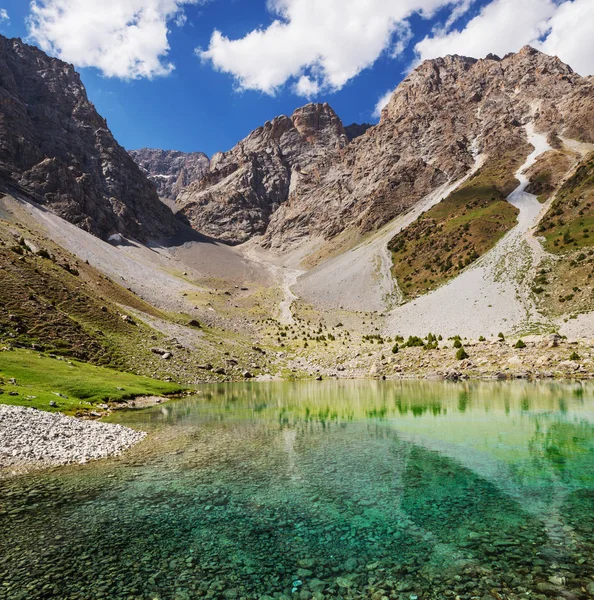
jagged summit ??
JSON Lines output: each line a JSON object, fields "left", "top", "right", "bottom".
{"left": 0, "top": 35, "right": 178, "bottom": 241}
{"left": 263, "top": 46, "right": 594, "bottom": 251}
{"left": 174, "top": 102, "right": 349, "bottom": 244}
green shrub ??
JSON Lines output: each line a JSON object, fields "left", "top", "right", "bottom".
{"left": 456, "top": 347, "right": 469, "bottom": 360}
{"left": 404, "top": 336, "right": 425, "bottom": 348}
{"left": 514, "top": 339, "right": 526, "bottom": 349}
{"left": 478, "top": 336, "right": 486, "bottom": 342}
{"left": 453, "top": 339, "right": 462, "bottom": 348}
{"left": 391, "top": 344, "right": 399, "bottom": 354}
{"left": 498, "top": 332, "right": 505, "bottom": 340}
{"left": 569, "top": 351, "right": 580, "bottom": 361}
{"left": 425, "top": 333, "right": 438, "bottom": 350}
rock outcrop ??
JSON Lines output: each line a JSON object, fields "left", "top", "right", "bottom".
{"left": 344, "top": 123, "right": 373, "bottom": 141}
{"left": 263, "top": 47, "right": 594, "bottom": 252}
{"left": 0, "top": 35, "right": 178, "bottom": 241}
{"left": 176, "top": 102, "right": 348, "bottom": 244}
{"left": 129, "top": 148, "right": 210, "bottom": 202}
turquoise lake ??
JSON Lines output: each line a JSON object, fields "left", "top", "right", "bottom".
{"left": 1, "top": 380, "right": 594, "bottom": 599}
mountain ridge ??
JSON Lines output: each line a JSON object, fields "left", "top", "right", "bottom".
{"left": 0, "top": 35, "right": 178, "bottom": 241}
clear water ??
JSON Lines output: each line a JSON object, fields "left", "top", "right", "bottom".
{"left": 1, "top": 380, "right": 594, "bottom": 600}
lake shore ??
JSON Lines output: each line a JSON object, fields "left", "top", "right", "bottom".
{"left": 0, "top": 404, "right": 146, "bottom": 477}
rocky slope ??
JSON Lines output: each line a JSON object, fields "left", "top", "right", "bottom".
{"left": 176, "top": 103, "right": 349, "bottom": 244}
{"left": 0, "top": 35, "right": 178, "bottom": 241}
{"left": 263, "top": 47, "right": 594, "bottom": 253}
{"left": 129, "top": 148, "right": 210, "bottom": 203}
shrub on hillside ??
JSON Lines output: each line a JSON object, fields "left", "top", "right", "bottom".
{"left": 456, "top": 347, "right": 469, "bottom": 360}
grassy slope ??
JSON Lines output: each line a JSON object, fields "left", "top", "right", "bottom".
{"left": 0, "top": 349, "right": 183, "bottom": 414}
{"left": 0, "top": 216, "right": 214, "bottom": 382}
{"left": 0, "top": 211, "right": 279, "bottom": 384}
{"left": 538, "top": 153, "right": 594, "bottom": 252}
{"left": 525, "top": 149, "right": 573, "bottom": 203}
{"left": 388, "top": 147, "right": 529, "bottom": 300}
{"left": 533, "top": 153, "right": 594, "bottom": 317}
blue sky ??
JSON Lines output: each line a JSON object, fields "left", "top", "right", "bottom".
{"left": 0, "top": 0, "right": 592, "bottom": 157}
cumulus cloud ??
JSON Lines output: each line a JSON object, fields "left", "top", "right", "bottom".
{"left": 27, "top": 0, "right": 198, "bottom": 80}
{"left": 294, "top": 75, "right": 320, "bottom": 98}
{"left": 198, "top": 0, "right": 473, "bottom": 96}
{"left": 415, "top": 0, "right": 594, "bottom": 76}
{"left": 0, "top": 9, "right": 9, "bottom": 23}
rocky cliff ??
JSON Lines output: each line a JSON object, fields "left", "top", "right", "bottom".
{"left": 175, "top": 102, "right": 349, "bottom": 244}
{"left": 129, "top": 148, "right": 210, "bottom": 202}
{"left": 0, "top": 35, "right": 178, "bottom": 241}
{"left": 263, "top": 47, "right": 594, "bottom": 252}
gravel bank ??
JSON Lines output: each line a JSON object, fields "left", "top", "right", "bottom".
{"left": 0, "top": 405, "right": 146, "bottom": 471}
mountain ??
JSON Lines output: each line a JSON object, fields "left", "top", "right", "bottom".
{"left": 344, "top": 123, "right": 373, "bottom": 141}
{"left": 128, "top": 148, "right": 210, "bottom": 205}
{"left": 263, "top": 47, "right": 594, "bottom": 253}
{"left": 0, "top": 35, "right": 178, "bottom": 241}
{"left": 175, "top": 102, "right": 349, "bottom": 244}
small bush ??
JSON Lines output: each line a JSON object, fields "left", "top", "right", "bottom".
{"left": 456, "top": 347, "right": 469, "bottom": 360}
{"left": 404, "top": 336, "right": 425, "bottom": 348}
{"left": 453, "top": 339, "right": 462, "bottom": 348}
{"left": 391, "top": 344, "right": 399, "bottom": 354}
{"left": 515, "top": 339, "right": 526, "bottom": 349}
{"left": 569, "top": 351, "right": 580, "bottom": 361}
{"left": 498, "top": 332, "right": 505, "bottom": 340}
{"left": 478, "top": 336, "right": 486, "bottom": 342}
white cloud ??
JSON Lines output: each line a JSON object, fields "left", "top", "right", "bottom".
{"left": 174, "top": 12, "right": 188, "bottom": 27}
{"left": 373, "top": 89, "right": 395, "bottom": 119}
{"left": 415, "top": 0, "right": 594, "bottom": 76}
{"left": 0, "top": 8, "right": 10, "bottom": 23}
{"left": 538, "top": 0, "right": 594, "bottom": 76}
{"left": 294, "top": 75, "right": 319, "bottom": 98}
{"left": 198, "top": 0, "right": 472, "bottom": 96}
{"left": 27, "top": 0, "right": 199, "bottom": 80}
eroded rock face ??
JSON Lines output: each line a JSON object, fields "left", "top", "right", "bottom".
{"left": 263, "top": 46, "right": 594, "bottom": 252}
{"left": 129, "top": 149, "right": 210, "bottom": 202}
{"left": 0, "top": 35, "right": 178, "bottom": 241}
{"left": 175, "top": 102, "right": 348, "bottom": 244}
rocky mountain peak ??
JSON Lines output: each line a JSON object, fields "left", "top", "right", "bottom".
{"left": 129, "top": 148, "right": 210, "bottom": 204}
{"left": 263, "top": 47, "right": 594, "bottom": 252}
{"left": 174, "top": 102, "right": 349, "bottom": 244}
{"left": 0, "top": 35, "right": 178, "bottom": 241}
{"left": 291, "top": 102, "right": 348, "bottom": 145}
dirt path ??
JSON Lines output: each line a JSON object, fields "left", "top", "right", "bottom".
{"left": 241, "top": 243, "right": 305, "bottom": 324}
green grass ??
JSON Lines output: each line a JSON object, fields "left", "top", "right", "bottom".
{"left": 538, "top": 153, "right": 594, "bottom": 253}
{"left": 388, "top": 147, "right": 529, "bottom": 299}
{"left": 0, "top": 349, "right": 184, "bottom": 414}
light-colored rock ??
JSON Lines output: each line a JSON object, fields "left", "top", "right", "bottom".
{"left": 0, "top": 405, "right": 146, "bottom": 471}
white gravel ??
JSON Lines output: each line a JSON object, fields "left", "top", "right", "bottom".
{"left": 0, "top": 405, "right": 146, "bottom": 470}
